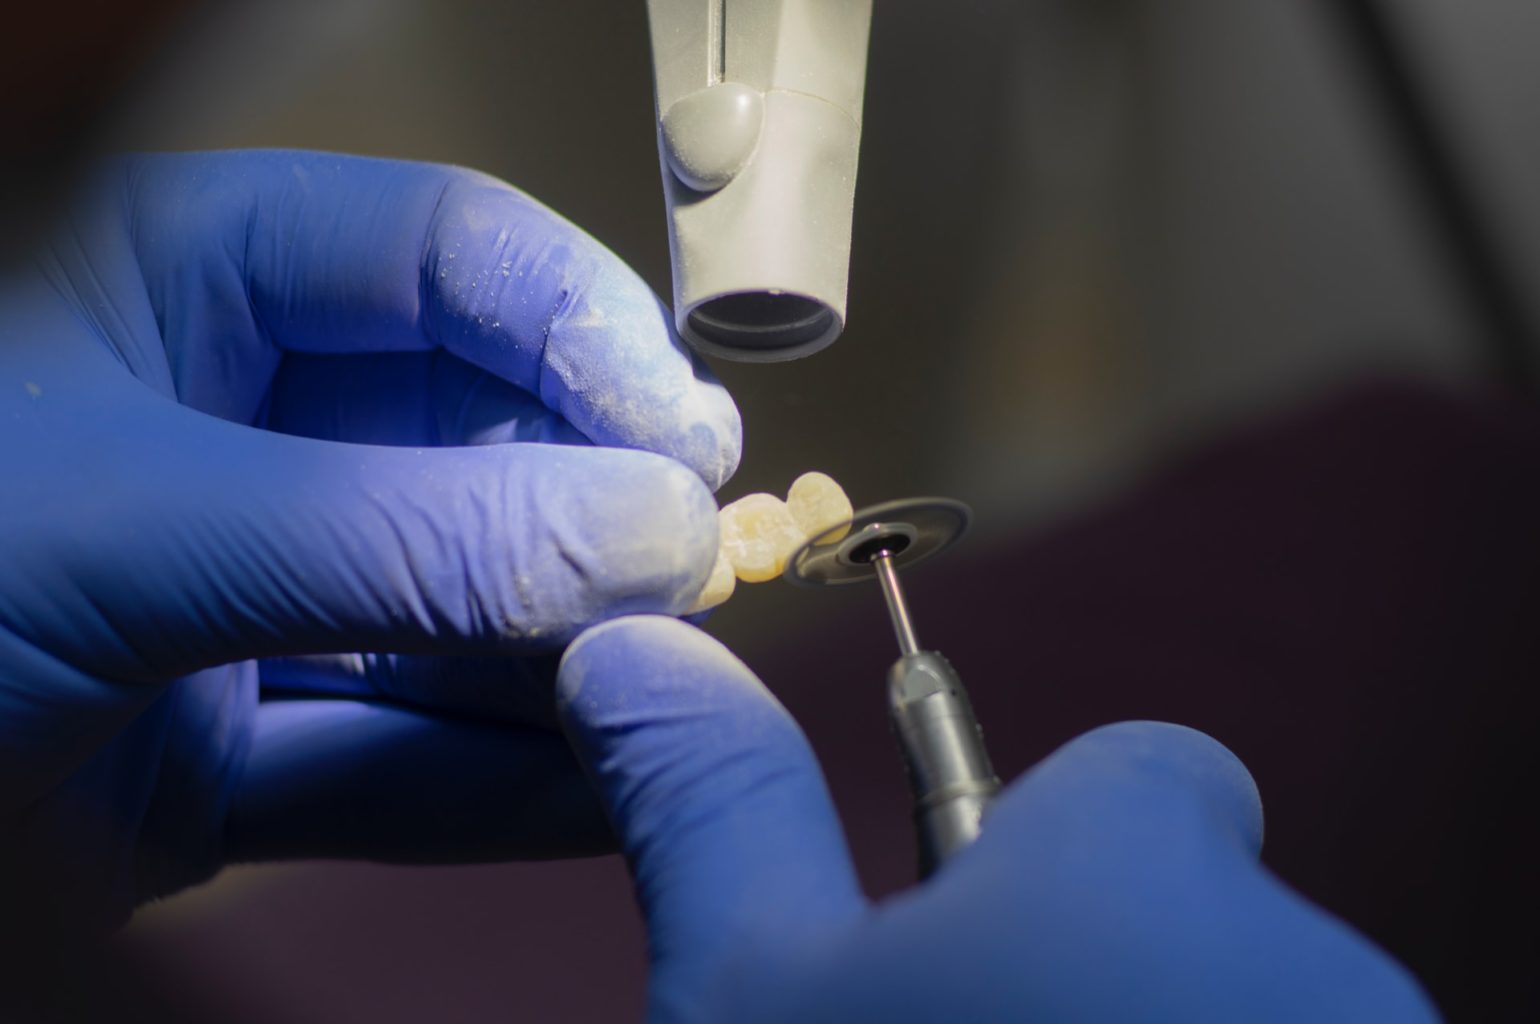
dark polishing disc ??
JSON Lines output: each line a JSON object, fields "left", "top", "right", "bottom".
{"left": 784, "top": 497, "right": 972, "bottom": 587}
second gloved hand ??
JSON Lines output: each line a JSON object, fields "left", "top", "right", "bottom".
{"left": 0, "top": 151, "right": 740, "bottom": 927}
{"left": 557, "top": 617, "right": 1442, "bottom": 1023}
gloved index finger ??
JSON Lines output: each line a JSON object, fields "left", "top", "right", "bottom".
{"left": 422, "top": 167, "right": 741, "bottom": 489}
{"left": 125, "top": 150, "right": 741, "bottom": 489}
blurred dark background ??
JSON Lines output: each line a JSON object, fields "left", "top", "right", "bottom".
{"left": 16, "top": 0, "right": 1538, "bottom": 1019}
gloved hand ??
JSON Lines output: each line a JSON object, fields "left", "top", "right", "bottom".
{"left": 0, "top": 151, "right": 739, "bottom": 928}
{"left": 557, "top": 616, "right": 1443, "bottom": 1023}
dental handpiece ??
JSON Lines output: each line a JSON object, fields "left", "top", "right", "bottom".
{"left": 786, "top": 498, "right": 1000, "bottom": 876}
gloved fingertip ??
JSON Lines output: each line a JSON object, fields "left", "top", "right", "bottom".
{"left": 677, "top": 401, "right": 743, "bottom": 493}
{"left": 555, "top": 612, "right": 863, "bottom": 973}
{"left": 1012, "top": 720, "right": 1265, "bottom": 858}
{"left": 556, "top": 614, "right": 762, "bottom": 717}
{"left": 539, "top": 265, "right": 743, "bottom": 492}
{"left": 574, "top": 453, "right": 721, "bottom": 617}
{"left": 679, "top": 356, "right": 743, "bottom": 493}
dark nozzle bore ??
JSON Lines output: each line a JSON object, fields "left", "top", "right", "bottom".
{"left": 686, "top": 291, "right": 837, "bottom": 355}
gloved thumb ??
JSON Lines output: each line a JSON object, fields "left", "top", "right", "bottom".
{"left": 556, "top": 616, "right": 865, "bottom": 1020}
{"left": 919, "top": 722, "right": 1441, "bottom": 1023}
{"left": 28, "top": 400, "right": 720, "bottom": 682}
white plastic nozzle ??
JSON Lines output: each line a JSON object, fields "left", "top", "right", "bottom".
{"left": 646, "top": 0, "right": 873, "bottom": 362}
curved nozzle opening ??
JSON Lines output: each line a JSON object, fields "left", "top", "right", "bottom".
{"left": 684, "top": 292, "right": 840, "bottom": 362}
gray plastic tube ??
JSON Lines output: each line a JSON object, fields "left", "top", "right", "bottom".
{"left": 646, "top": 0, "right": 873, "bottom": 361}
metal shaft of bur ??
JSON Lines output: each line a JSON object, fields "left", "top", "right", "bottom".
{"left": 871, "top": 552, "right": 921, "bottom": 656}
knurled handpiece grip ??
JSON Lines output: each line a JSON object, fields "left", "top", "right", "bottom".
{"left": 887, "top": 651, "right": 1000, "bottom": 877}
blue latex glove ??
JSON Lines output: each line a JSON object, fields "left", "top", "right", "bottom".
{"left": 557, "top": 616, "right": 1443, "bottom": 1023}
{"left": 0, "top": 151, "right": 739, "bottom": 928}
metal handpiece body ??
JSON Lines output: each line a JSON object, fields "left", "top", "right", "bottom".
{"left": 887, "top": 651, "right": 1000, "bottom": 876}
{"left": 786, "top": 498, "right": 992, "bottom": 877}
